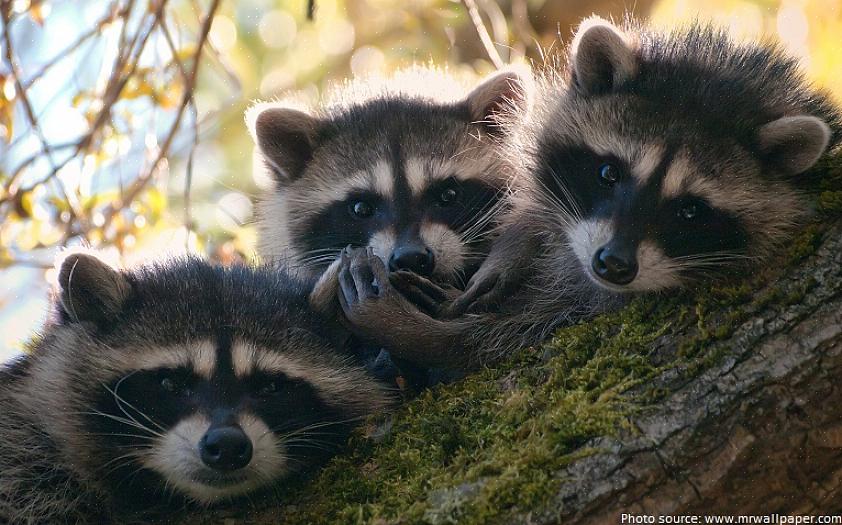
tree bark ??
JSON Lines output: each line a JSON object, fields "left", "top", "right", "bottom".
{"left": 534, "top": 221, "right": 842, "bottom": 522}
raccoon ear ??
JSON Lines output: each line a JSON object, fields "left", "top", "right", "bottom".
{"left": 249, "top": 106, "right": 319, "bottom": 183}
{"left": 57, "top": 252, "right": 131, "bottom": 326}
{"left": 756, "top": 116, "right": 832, "bottom": 176}
{"left": 570, "top": 16, "right": 638, "bottom": 94}
{"left": 464, "top": 68, "right": 532, "bottom": 134}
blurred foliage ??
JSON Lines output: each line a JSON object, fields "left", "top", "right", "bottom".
{"left": 0, "top": 0, "right": 840, "bottom": 352}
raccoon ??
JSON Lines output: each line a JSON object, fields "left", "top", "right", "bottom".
{"left": 331, "top": 17, "right": 841, "bottom": 368}
{"left": 247, "top": 66, "right": 532, "bottom": 293}
{"left": 247, "top": 67, "right": 532, "bottom": 386}
{"left": 0, "top": 252, "right": 391, "bottom": 523}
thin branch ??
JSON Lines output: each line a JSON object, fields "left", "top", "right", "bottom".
{"left": 462, "top": 0, "right": 505, "bottom": 69}
{"left": 99, "top": 0, "right": 221, "bottom": 235}
{"left": 20, "top": 4, "right": 120, "bottom": 90}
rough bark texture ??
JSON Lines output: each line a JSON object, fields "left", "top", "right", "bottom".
{"left": 539, "top": 221, "right": 842, "bottom": 523}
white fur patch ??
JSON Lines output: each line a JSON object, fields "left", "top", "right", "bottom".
{"left": 117, "top": 341, "right": 216, "bottom": 380}
{"left": 660, "top": 151, "right": 693, "bottom": 199}
{"left": 567, "top": 218, "right": 613, "bottom": 276}
{"left": 232, "top": 341, "right": 256, "bottom": 378}
{"left": 630, "top": 241, "right": 680, "bottom": 292}
{"left": 143, "top": 412, "right": 286, "bottom": 505}
{"left": 632, "top": 143, "right": 664, "bottom": 186}
{"left": 367, "top": 229, "right": 396, "bottom": 263}
{"left": 405, "top": 157, "right": 429, "bottom": 196}
{"left": 420, "top": 222, "right": 465, "bottom": 281}
{"left": 370, "top": 159, "right": 394, "bottom": 197}
{"left": 285, "top": 160, "right": 393, "bottom": 212}
{"left": 566, "top": 219, "right": 678, "bottom": 292}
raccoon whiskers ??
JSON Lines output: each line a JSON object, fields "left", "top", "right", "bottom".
{"left": 107, "top": 377, "right": 167, "bottom": 434}
{"left": 458, "top": 198, "right": 509, "bottom": 244}
{"left": 535, "top": 172, "right": 582, "bottom": 225}
{"left": 78, "top": 410, "right": 164, "bottom": 439}
{"left": 101, "top": 449, "right": 153, "bottom": 478}
{"left": 261, "top": 415, "right": 366, "bottom": 445}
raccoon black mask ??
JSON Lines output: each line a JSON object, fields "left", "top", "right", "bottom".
{"left": 0, "top": 252, "right": 391, "bottom": 523}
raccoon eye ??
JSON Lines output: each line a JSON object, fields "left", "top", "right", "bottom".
{"left": 257, "top": 381, "right": 278, "bottom": 396}
{"left": 598, "top": 163, "right": 621, "bottom": 187}
{"left": 349, "top": 200, "right": 374, "bottom": 219}
{"left": 677, "top": 201, "right": 708, "bottom": 221}
{"left": 160, "top": 376, "right": 189, "bottom": 395}
{"left": 437, "top": 187, "right": 460, "bottom": 206}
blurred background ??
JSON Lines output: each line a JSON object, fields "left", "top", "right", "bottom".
{"left": 0, "top": 0, "right": 840, "bottom": 359}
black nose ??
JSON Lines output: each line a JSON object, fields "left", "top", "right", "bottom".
{"left": 199, "top": 425, "right": 253, "bottom": 471}
{"left": 388, "top": 246, "right": 435, "bottom": 276}
{"left": 591, "top": 246, "right": 638, "bottom": 285}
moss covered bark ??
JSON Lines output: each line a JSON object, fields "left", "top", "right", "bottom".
{"left": 186, "top": 153, "right": 842, "bottom": 524}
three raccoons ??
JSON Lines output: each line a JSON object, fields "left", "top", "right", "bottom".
{"left": 321, "top": 17, "right": 841, "bottom": 368}
{"left": 0, "top": 252, "right": 391, "bottom": 523}
{"left": 4, "top": 14, "right": 841, "bottom": 522}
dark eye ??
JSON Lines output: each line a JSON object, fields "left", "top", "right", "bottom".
{"left": 598, "top": 163, "right": 620, "bottom": 187}
{"left": 256, "top": 380, "right": 279, "bottom": 397}
{"left": 438, "top": 187, "right": 460, "bottom": 206}
{"left": 160, "top": 375, "right": 190, "bottom": 395}
{"left": 677, "top": 201, "right": 708, "bottom": 221}
{"left": 349, "top": 200, "right": 374, "bottom": 219}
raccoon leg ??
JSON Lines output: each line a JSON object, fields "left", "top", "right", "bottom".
{"left": 337, "top": 247, "right": 468, "bottom": 368}
{"left": 446, "top": 222, "right": 539, "bottom": 316}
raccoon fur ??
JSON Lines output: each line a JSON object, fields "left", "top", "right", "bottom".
{"left": 0, "top": 252, "right": 391, "bottom": 523}
{"left": 331, "top": 17, "right": 841, "bottom": 368}
{"left": 247, "top": 67, "right": 532, "bottom": 386}
{"left": 247, "top": 66, "right": 532, "bottom": 290}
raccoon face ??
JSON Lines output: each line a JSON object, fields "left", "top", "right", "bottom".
{"left": 86, "top": 339, "right": 351, "bottom": 504}
{"left": 45, "top": 253, "right": 388, "bottom": 507}
{"left": 301, "top": 158, "right": 503, "bottom": 283}
{"left": 249, "top": 69, "right": 531, "bottom": 285}
{"left": 533, "top": 17, "right": 832, "bottom": 293}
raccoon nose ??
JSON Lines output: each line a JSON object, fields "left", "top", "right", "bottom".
{"left": 199, "top": 425, "right": 253, "bottom": 471}
{"left": 592, "top": 246, "right": 638, "bottom": 286}
{"left": 389, "top": 247, "right": 435, "bottom": 276}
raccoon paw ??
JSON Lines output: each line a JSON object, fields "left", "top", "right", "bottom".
{"left": 389, "top": 271, "right": 459, "bottom": 318}
{"left": 337, "top": 246, "right": 385, "bottom": 304}
{"left": 337, "top": 247, "right": 418, "bottom": 337}
{"left": 446, "top": 266, "right": 517, "bottom": 317}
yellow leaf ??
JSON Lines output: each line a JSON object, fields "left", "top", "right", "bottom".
{"left": 29, "top": 2, "right": 46, "bottom": 25}
{"left": 0, "top": 103, "right": 13, "bottom": 144}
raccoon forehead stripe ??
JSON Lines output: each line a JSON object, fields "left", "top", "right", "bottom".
{"left": 631, "top": 143, "right": 665, "bottom": 185}
{"left": 405, "top": 157, "right": 429, "bottom": 196}
{"left": 661, "top": 151, "right": 693, "bottom": 199}
{"left": 116, "top": 341, "right": 216, "bottom": 379}
{"left": 286, "top": 159, "right": 394, "bottom": 211}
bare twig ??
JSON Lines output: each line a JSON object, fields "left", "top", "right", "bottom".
{"left": 462, "top": 0, "right": 505, "bottom": 68}
{"left": 99, "top": 0, "right": 221, "bottom": 235}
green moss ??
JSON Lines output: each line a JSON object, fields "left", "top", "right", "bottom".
{"left": 228, "top": 153, "right": 842, "bottom": 524}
